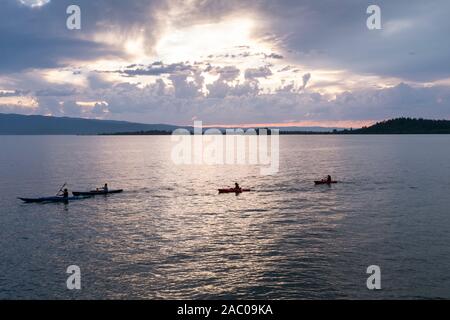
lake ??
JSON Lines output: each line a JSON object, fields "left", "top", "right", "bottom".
{"left": 1, "top": 135, "right": 450, "bottom": 299}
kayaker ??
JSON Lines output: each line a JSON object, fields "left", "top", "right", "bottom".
{"left": 103, "top": 183, "right": 108, "bottom": 192}
{"left": 235, "top": 182, "right": 241, "bottom": 190}
{"left": 62, "top": 188, "right": 69, "bottom": 199}
{"left": 327, "top": 175, "right": 332, "bottom": 183}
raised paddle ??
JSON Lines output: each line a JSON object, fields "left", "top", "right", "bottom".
{"left": 56, "top": 182, "right": 67, "bottom": 196}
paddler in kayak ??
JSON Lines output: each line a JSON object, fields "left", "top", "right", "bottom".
{"left": 62, "top": 188, "right": 69, "bottom": 199}
{"left": 95, "top": 183, "right": 109, "bottom": 192}
{"left": 218, "top": 184, "right": 250, "bottom": 193}
{"left": 314, "top": 175, "right": 337, "bottom": 185}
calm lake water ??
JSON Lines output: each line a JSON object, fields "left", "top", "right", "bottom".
{"left": 1, "top": 135, "right": 450, "bottom": 299}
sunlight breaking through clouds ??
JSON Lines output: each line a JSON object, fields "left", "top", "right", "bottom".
{"left": 18, "top": 0, "right": 50, "bottom": 8}
{"left": 2, "top": 0, "right": 450, "bottom": 125}
{"left": 155, "top": 17, "right": 269, "bottom": 62}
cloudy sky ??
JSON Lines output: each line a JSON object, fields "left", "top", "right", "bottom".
{"left": 1, "top": 0, "right": 449, "bottom": 127}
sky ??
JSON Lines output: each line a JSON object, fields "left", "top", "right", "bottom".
{"left": 1, "top": 0, "right": 450, "bottom": 127}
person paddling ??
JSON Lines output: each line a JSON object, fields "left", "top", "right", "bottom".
{"left": 326, "top": 175, "right": 332, "bottom": 183}
{"left": 62, "top": 188, "right": 69, "bottom": 199}
{"left": 234, "top": 182, "right": 241, "bottom": 190}
{"left": 95, "top": 183, "right": 108, "bottom": 192}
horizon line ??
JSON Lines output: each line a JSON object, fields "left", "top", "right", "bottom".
{"left": 199, "top": 120, "right": 377, "bottom": 129}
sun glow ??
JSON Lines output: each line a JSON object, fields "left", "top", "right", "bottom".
{"left": 124, "top": 36, "right": 148, "bottom": 60}
{"left": 155, "top": 17, "right": 270, "bottom": 63}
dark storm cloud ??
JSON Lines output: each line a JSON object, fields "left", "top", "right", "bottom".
{"left": 0, "top": 0, "right": 166, "bottom": 72}
{"left": 0, "top": 33, "right": 118, "bottom": 72}
{"left": 252, "top": 0, "right": 450, "bottom": 82}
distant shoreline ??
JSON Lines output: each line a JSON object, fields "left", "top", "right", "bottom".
{"left": 2, "top": 132, "right": 450, "bottom": 136}
{"left": 98, "top": 118, "right": 450, "bottom": 135}
{"left": 98, "top": 131, "right": 450, "bottom": 136}
{"left": 3, "top": 114, "right": 450, "bottom": 135}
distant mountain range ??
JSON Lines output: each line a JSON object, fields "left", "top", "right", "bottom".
{"left": 1, "top": 113, "right": 448, "bottom": 135}
{"left": 0, "top": 113, "right": 339, "bottom": 135}
{"left": 0, "top": 113, "right": 180, "bottom": 135}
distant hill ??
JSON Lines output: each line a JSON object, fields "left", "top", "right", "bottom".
{"left": 0, "top": 113, "right": 180, "bottom": 135}
{"left": 0, "top": 113, "right": 343, "bottom": 135}
{"left": 342, "top": 118, "right": 450, "bottom": 134}
{"left": 3, "top": 113, "right": 447, "bottom": 135}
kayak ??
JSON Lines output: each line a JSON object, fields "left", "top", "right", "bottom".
{"left": 72, "top": 189, "right": 123, "bottom": 196}
{"left": 18, "top": 196, "right": 89, "bottom": 203}
{"left": 314, "top": 180, "right": 338, "bottom": 185}
{"left": 218, "top": 188, "right": 251, "bottom": 194}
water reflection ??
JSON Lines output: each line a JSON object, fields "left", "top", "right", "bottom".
{"left": 1, "top": 135, "right": 450, "bottom": 298}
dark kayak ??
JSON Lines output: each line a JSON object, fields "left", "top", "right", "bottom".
{"left": 314, "top": 180, "right": 338, "bottom": 185}
{"left": 18, "top": 196, "right": 89, "bottom": 203}
{"left": 72, "top": 189, "right": 123, "bottom": 196}
{"left": 218, "top": 188, "right": 251, "bottom": 194}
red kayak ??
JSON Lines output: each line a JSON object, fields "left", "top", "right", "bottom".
{"left": 218, "top": 188, "right": 251, "bottom": 194}
{"left": 314, "top": 180, "right": 338, "bottom": 185}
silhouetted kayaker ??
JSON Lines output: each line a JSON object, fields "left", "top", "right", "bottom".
{"left": 62, "top": 188, "right": 69, "bottom": 198}
{"left": 327, "top": 175, "right": 332, "bottom": 183}
{"left": 103, "top": 183, "right": 108, "bottom": 192}
{"left": 235, "top": 183, "right": 240, "bottom": 190}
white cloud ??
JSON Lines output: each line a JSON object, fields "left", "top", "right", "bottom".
{"left": 18, "top": 0, "right": 50, "bottom": 8}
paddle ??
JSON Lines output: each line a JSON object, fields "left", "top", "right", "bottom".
{"left": 56, "top": 182, "right": 67, "bottom": 196}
